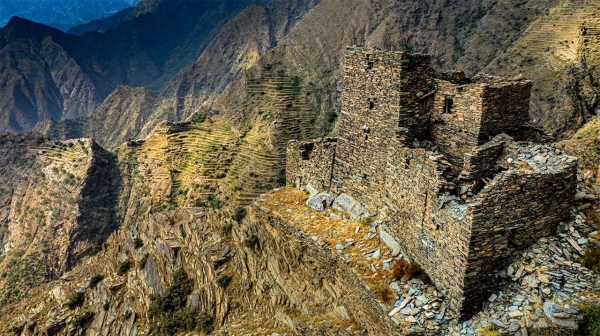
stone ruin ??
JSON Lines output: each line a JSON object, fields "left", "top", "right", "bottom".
{"left": 285, "top": 46, "right": 578, "bottom": 316}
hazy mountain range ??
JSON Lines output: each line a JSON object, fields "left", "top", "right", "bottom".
{"left": 0, "top": 0, "right": 140, "bottom": 32}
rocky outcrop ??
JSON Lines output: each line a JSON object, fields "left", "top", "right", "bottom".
{"left": 0, "top": 201, "right": 395, "bottom": 335}
{"left": 0, "top": 132, "right": 120, "bottom": 304}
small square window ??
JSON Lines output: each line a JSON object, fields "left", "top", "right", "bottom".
{"left": 369, "top": 101, "right": 375, "bottom": 110}
{"left": 444, "top": 98, "right": 454, "bottom": 114}
{"left": 367, "top": 61, "right": 374, "bottom": 69}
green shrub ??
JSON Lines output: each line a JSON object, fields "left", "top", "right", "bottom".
{"left": 209, "top": 199, "right": 223, "bottom": 209}
{"left": 581, "top": 246, "right": 600, "bottom": 272}
{"left": 216, "top": 275, "right": 232, "bottom": 289}
{"left": 73, "top": 311, "right": 95, "bottom": 328}
{"left": 89, "top": 275, "right": 104, "bottom": 289}
{"left": 581, "top": 305, "right": 600, "bottom": 336}
{"left": 103, "top": 301, "right": 110, "bottom": 311}
{"left": 133, "top": 238, "right": 144, "bottom": 249}
{"left": 148, "top": 269, "right": 213, "bottom": 335}
{"left": 117, "top": 260, "right": 132, "bottom": 276}
{"left": 233, "top": 207, "right": 247, "bottom": 223}
{"left": 391, "top": 259, "right": 430, "bottom": 283}
{"left": 66, "top": 291, "right": 86, "bottom": 309}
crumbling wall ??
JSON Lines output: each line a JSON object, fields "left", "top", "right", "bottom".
{"left": 333, "top": 47, "right": 435, "bottom": 208}
{"left": 478, "top": 81, "right": 532, "bottom": 143}
{"left": 461, "top": 158, "right": 577, "bottom": 314}
{"left": 430, "top": 80, "right": 485, "bottom": 166}
{"left": 459, "top": 135, "right": 507, "bottom": 181}
{"left": 384, "top": 148, "right": 470, "bottom": 312}
{"left": 286, "top": 138, "right": 336, "bottom": 191}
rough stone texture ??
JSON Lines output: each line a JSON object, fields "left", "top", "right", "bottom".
{"left": 306, "top": 192, "right": 334, "bottom": 211}
{"left": 331, "top": 193, "right": 365, "bottom": 218}
{"left": 332, "top": 49, "right": 436, "bottom": 206}
{"left": 285, "top": 46, "right": 578, "bottom": 316}
{"left": 286, "top": 137, "right": 337, "bottom": 191}
{"left": 431, "top": 74, "right": 533, "bottom": 166}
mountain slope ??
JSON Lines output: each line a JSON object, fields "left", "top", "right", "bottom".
{"left": 485, "top": 0, "right": 600, "bottom": 136}
{"left": 0, "top": 199, "right": 395, "bottom": 335}
{"left": 0, "top": 133, "right": 120, "bottom": 305}
{"left": 66, "top": 0, "right": 157, "bottom": 35}
{"left": 0, "top": 17, "right": 110, "bottom": 132}
{"left": 35, "top": 0, "right": 322, "bottom": 150}
{"left": 0, "top": 0, "right": 262, "bottom": 133}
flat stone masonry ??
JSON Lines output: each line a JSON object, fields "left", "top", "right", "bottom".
{"left": 285, "top": 46, "right": 577, "bottom": 316}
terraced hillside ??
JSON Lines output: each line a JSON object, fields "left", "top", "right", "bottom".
{"left": 0, "top": 133, "right": 119, "bottom": 305}
{"left": 115, "top": 68, "right": 328, "bottom": 212}
{"left": 486, "top": 0, "right": 600, "bottom": 135}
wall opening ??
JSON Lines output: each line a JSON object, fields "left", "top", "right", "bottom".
{"left": 419, "top": 98, "right": 426, "bottom": 115}
{"left": 300, "top": 143, "right": 315, "bottom": 161}
{"left": 444, "top": 97, "right": 454, "bottom": 114}
{"left": 369, "top": 101, "right": 375, "bottom": 110}
{"left": 367, "top": 61, "right": 374, "bottom": 70}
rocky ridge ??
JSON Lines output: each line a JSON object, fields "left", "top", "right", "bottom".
{"left": 1, "top": 196, "right": 395, "bottom": 335}
{"left": 0, "top": 132, "right": 119, "bottom": 305}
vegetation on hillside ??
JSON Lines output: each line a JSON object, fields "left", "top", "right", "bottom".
{"left": 148, "top": 269, "right": 213, "bottom": 335}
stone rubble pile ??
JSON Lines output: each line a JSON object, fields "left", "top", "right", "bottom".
{"left": 352, "top": 191, "right": 599, "bottom": 335}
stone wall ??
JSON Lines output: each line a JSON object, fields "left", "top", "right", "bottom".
{"left": 384, "top": 147, "right": 471, "bottom": 311}
{"left": 286, "top": 138, "right": 337, "bottom": 192}
{"left": 285, "top": 47, "right": 578, "bottom": 317}
{"left": 478, "top": 81, "right": 532, "bottom": 143}
{"left": 459, "top": 135, "right": 507, "bottom": 181}
{"left": 430, "top": 80, "right": 485, "bottom": 166}
{"left": 462, "top": 153, "right": 577, "bottom": 314}
{"left": 333, "top": 47, "right": 435, "bottom": 208}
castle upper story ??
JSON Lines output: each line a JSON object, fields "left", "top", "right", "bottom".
{"left": 286, "top": 47, "right": 578, "bottom": 316}
{"left": 341, "top": 46, "right": 533, "bottom": 168}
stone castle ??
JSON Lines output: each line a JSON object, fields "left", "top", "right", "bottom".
{"left": 286, "top": 46, "right": 578, "bottom": 316}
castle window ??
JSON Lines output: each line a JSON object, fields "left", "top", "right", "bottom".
{"left": 369, "top": 101, "right": 375, "bottom": 110}
{"left": 367, "top": 61, "right": 374, "bottom": 70}
{"left": 444, "top": 98, "right": 454, "bottom": 114}
{"left": 419, "top": 98, "right": 426, "bottom": 115}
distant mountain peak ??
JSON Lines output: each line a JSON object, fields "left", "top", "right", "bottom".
{"left": 0, "top": 0, "right": 141, "bottom": 32}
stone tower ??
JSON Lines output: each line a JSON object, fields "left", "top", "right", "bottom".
{"left": 332, "top": 49, "right": 436, "bottom": 206}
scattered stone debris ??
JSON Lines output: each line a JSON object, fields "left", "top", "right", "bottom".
{"left": 257, "top": 186, "right": 600, "bottom": 335}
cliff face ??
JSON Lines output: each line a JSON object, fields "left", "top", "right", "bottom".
{"left": 0, "top": 133, "right": 120, "bottom": 305}
{"left": 0, "top": 18, "right": 108, "bottom": 132}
